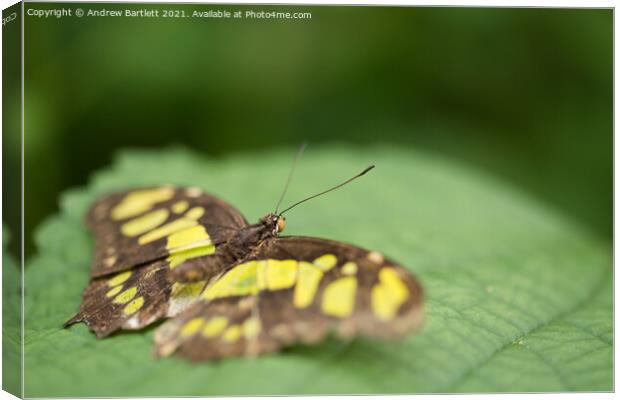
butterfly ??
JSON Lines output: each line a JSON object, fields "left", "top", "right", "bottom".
{"left": 65, "top": 148, "right": 424, "bottom": 361}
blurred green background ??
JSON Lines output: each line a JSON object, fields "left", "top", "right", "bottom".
{"left": 5, "top": 5, "right": 612, "bottom": 256}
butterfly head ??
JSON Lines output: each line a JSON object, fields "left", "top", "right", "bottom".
{"left": 261, "top": 213, "right": 286, "bottom": 235}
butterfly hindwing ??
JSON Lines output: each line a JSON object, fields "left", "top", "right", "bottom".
{"left": 154, "top": 296, "right": 281, "bottom": 361}
{"left": 65, "top": 256, "right": 212, "bottom": 337}
{"left": 153, "top": 236, "right": 423, "bottom": 360}
{"left": 65, "top": 260, "right": 171, "bottom": 337}
{"left": 87, "top": 186, "right": 248, "bottom": 277}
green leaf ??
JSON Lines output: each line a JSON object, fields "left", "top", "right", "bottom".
{"left": 3, "top": 227, "right": 22, "bottom": 397}
{"left": 23, "top": 145, "right": 611, "bottom": 396}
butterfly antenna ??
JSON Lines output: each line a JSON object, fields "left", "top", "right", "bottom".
{"left": 279, "top": 165, "right": 375, "bottom": 215}
{"left": 274, "top": 142, "right": 307, "bottom": 214}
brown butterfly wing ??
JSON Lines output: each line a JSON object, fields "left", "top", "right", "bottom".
{"left": 65, "top": 257, "right": 211, "bottom": 338}
{"left": 87, "top": 186, "right": 248, "bottom": 277}
{"left": 66, "top": 186, "right": 247, "bottom": 337}
{"left": 153, "top": 236, "right": 424, "bottom": 361}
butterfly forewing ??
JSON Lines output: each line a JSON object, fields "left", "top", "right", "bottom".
{"left": 66, "top": 186, "right": 248, "bottom": 337}
{"left": 87, "top": 186, "right": 248, "bottom": 277}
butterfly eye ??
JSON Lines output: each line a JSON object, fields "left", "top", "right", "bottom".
{"left": 277, "top": 217, "right": 286, "bottom": 233}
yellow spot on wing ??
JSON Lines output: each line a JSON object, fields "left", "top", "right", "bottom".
{"left": 294, "top": 262, "right": 323, "bottom": 309}
{"left": 104, "top": 256, "right": 117, "bottom": 268}
{"left": 185, "top": 187, "right": 202, "bottom": 197}
{"left": 105, "top": 286, "right": 123, "bottom": 298}
{"left": 168, "top": 280, "right": 208, "bottom": 315}
{"left": 342, "top": 262, "right": 358, "bottom": 275}
{"left": 167, "top": 225, "right": 211, "bottom": 251}
{"left": 138, "top": 218, "right": 197, "bottom": 245}
{"left": 321, "top": 276, "right": 357, "bottom": 318}
{"left": 313, "top": 254, "right": 338, "bottom": 271}
{"left": 108, "top": 271, "right": 132, "bottom": 287}
{"left": 113, "top": 286, "right": 138, "bottom": 304}
{"left": 170, "top": 280, "right": 207, "bottom": 301}
{"left": 371, "top": 267, "right": 409, "bottom": 320}
{"left": 185, "top": 207, "right": 205, "bottom": 220}
{"left": 223, "top": 325, "right": 242, "bottom": 342}
{"left": 202, "top": 261, "right": 258, "bottom": 300}
{"left": 123, "top": 296, "right": 144, "bottom": 315}
{"left": 242, "top": 317, "right": 261, "bottom": 339}
{"left": 172, "top": 200, "right": 189, "bottom": 214}
{"left": 167, "top": 245, "right": 215, "bottom": 269}
{"left": 266, "top": 259, "right": 297, "bottom": 290}
{"left": 180, "top": 317, "right": 205, "bottom": 338}
{"left": 202, "top": 316, "right": 228, "bottom": 338}
{"left": 367, "top": 251, "right": 384, "bottom": 264}
{"left": 121, "top": 209, "right": 169, "bottom": 237}
{"left": 256, "top": 260, "right": 268, "bottom": 290}
{"left": 111, "top": 187, "right": 174, "bottom": 220}
{"left": 138, "top": 207, "right": 207, "bottom": 247}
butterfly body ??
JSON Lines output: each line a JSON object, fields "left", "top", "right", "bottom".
{"left": 66, "top": 185, "right": 424, "bottom": 361}
{"left": 171, "top": 213, "right": 283, "bottom": 282}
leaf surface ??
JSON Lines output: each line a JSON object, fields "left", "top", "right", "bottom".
{"left": 3, "top": 228, "right": 22, "bottom": 397}
{"left": 23, "top": 146, "right": 612, "bottom": 396}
